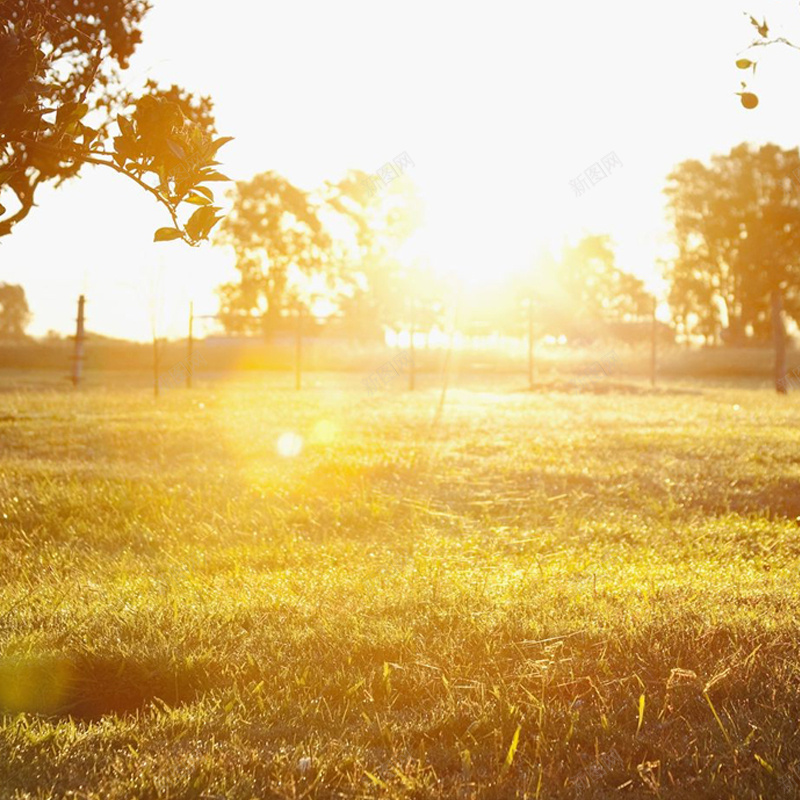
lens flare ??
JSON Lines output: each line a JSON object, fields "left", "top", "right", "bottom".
{"left": 277, "top": 432, "right": 303, "bottom": 458}
{"left": 311, "top": 420, "right": 338, "bottom": 445}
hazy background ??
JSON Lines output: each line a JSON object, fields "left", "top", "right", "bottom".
{"left": 3, "top": 0, "right": 799, "bottom": 340}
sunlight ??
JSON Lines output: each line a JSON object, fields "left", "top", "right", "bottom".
{"left": 276, "top": 432, "right": 303, "bottom": 458}
{"left": 5, "top": 0, "right": 800, "bottom": 794}
{"left": 401, "top": 197, "right": 544, "bottom": 292}
{"left": 310, "top": 420, "right": 338, "bottom": 445}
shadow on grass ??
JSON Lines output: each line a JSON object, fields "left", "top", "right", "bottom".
{"left": 0, "top": 653, "right": 209, "bottom": 721}
{"left": 358, "top": 461, "right": 800, "bottom": 528}
{"left": 705, "top": 476, "right": 800, "bottom": 522}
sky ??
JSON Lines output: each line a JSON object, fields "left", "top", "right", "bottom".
{"left": 3, "top": 0, "right": 800, "bottom": 340}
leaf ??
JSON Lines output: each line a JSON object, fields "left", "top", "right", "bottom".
{"left": 185, "top": 205, "right": 220, "bottom": 241}
{"left": 82, "top": 125, "right": 99, "bottom": 146}
{"left": 118, "top": 115, "right": 135, "bottom": 139}
{"left": 0, "top": 203, "right": 5, "bottom": 216}
{"left": 364, "top": 771, "right": 388, "bottom": 789}
{"left": 114, "top": 136, "right": 137, "bottom": 160}
{"left": 166, "top": 139, "right": 186, "bottom": 160}
{"left": 738, "top": 92, "right": 759, "bottom": 109}
{"left": 192, "top": 185, "right": 214, "bottom": 202}
{"left": 0, "top": 170, "right": 17, "bottom": 186}
{"left": 704, "top": 691, "right": 733, "bottom": 747}
{"left": 56, "top": 102, "right": 88, "bottom": 125}
{"left": 156, "top": 165, "right": 169, "bottom": 192}
{"left": 754, "top": 753, "right": 774, "bottom": 774}
{"left": 736, "top": 59, "right": 754, "bottom": 69}
{"left": 391, "top": 766, "right": 414, "bottom": 790}
{"left": 502, "top": 725, "right": 521, "bottom": 775}
{"left": 185, "top": 193, "right": 211, "bottom": 206}
{"left": 154, "top": 227, "right": 183, "bottom": 242}
{"left": 636, "top": 693, "right": 645, "bottom": 735}
{"left": 55, "top": 103, "right": 73, "bottom": 126}
{"left": 209, "top": 136, "right": 234, "bottom": 155}
{"left": 200, "top": 170, "right": 231, "bottom": 182}
{"left": 749, "top": 15, "right": 769, "bottom": 38}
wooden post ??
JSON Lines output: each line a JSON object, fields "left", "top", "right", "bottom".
{"left": 409, "top": 308, "right": 416, "bottom": 391}
{"left": 650, "top": 296, "right": 657, "bottom": 388}
{"left": 527, "top": 294, "right": 535, "bottom": 389}
{"left": 294, "top": 303, "right": 302, "bottom": 391}
{"left": 434, "top": 287, "right": 462, "bottom": 428}
{"left": 772, "top": 288, "right": 787, "bottom": 394}
{"left": 153, "top": 335, "right": 160, "bottom": 398}
{"left": 71, "top": 294, "right": 86, "bottom": 387}
{"left": 187, "top": 301, "right": 194, "bottom": 389}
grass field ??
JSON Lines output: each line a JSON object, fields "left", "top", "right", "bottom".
{"left": 1, "top": 373, "right": 800, "bottom": 798}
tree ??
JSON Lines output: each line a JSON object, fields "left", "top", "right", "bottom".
{"left": 558, "top": 235, "right": 651, "bottom": 321}
{"left": 326, "top": 169, "right": 425, "bottom": 340}
{"left": 0, "top": 283, "right": 31, "bottom": 339}
{"left": 665, "top": 144, "right": 800, "bottom": 391}
{"left": 216, "top": 168, "right": 426, "bottom": 341}
{"left": 516, "top": 235, "right": 651, "bottom": 343}
{"left": 0, "top": 0, "right": 231, "bottom": 244}
{"left": 216, "top": 172, "right": 332, "bottom": 337}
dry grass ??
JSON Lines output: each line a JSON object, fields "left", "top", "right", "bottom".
{"left": 0, "top": 373, "right": 799, "bottom": 798}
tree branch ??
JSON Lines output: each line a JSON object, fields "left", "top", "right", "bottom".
{"left": 743, "top": 36, "right": 800, "bottom": 53}
{"left": 4, "top": 138, "right": 194, "bottom": 244}
{"left": 79, "top": 151, "right": 193, "bottom": 245}
{"left": 0, "top": 175, "right": 42, "bottom": 238}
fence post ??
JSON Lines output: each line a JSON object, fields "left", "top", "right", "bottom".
{"left": 650, "top": 296, "right": 657, "bottom": 388}
{"left": 71, "top": 294, "right": 86, "bottom": 387}
{"left": 187, "top": 301, "right": 194, "bottom": 389}
{"left": 153, "top": 336, "right": 160, "bottom": 399}
{"left": 527, "top": 294, "right": 535, "bottom": 389}
{"left": 295, "top": 304, "right": 302, "bottom": 391}
{"left": 409, "top": 308, "right": 416, "bottom": 391}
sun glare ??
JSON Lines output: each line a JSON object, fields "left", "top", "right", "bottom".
{"left": 310, "top": 420, "right": 338, "bottom": 446}
{"left": 276, "top": 432, "right": 303, "bottom": 458}
{"left": 6, "top": 0, "right": 800, "bottom": 796}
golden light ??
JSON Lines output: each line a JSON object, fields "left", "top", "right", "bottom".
{"left": 398, "top": 196, "right": 558, "bottom": 296}
{"left": 0, "top": 656, "right": 74, "bottom": 715}
{"left": 276, "top": 432, "right": 303, "bottom": 458}
{"left": 310, "top": 420, "right": 338, "bottom": 446}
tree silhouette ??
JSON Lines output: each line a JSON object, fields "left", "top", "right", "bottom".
{"left": 0, "top": 0, "right": 231, "bottom": 244}
{"left": 511, "top": 236, "right": 650, "bottom": 343}
{"left": 0, "top": 283, "right": 31, "bottom": 339}
{"left": 327, "top": 169, "right": 425, "bottom": 340}
{"left": 666, "top": 144, "right": 800, "bottom": 391}
{"left": 558, "top": 235, "right": 650, "bottom": 322}
{"left": 216, "top": 172, "right": 332, "bottom": 337}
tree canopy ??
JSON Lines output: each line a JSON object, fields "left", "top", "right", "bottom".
{"left": 216, "top": 169, "right": 426, "bottom": 339}
{"left": 666, "top": 143, "right": 800, "bottom": 342}
{"left": 0, "top": 282, "right": 31, "bottom": 339}
{"left": 216, "top": 172, "right": 332, "bottom": 335}
{"left": 666, "top": 143, "right": 800, "bottom": 389}
{"left": 0, "top": 0, "right": 231, "bottom": 244}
